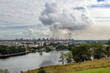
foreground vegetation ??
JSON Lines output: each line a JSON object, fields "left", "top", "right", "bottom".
{"left": 67, "top": 67, "right": 110, "bottom": 73}
{"left": 58, "top": 41, "right": 110, "bottom": 65}
{"left": 23, "top": 57, "right": 110, "bottom": 73}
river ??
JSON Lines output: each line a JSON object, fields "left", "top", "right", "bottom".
{"left": 0, "top": 51, "right": 68, "bottom": 73}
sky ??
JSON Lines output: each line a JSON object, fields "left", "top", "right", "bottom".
{"left": 0, "top": 0, "right": 110, "bottom": 40}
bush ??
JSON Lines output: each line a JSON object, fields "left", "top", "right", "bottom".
{"left": 37, "top": 69, "right": 46, "bottom": 73}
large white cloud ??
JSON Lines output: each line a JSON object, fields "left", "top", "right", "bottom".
{"left": 39, "top": 2, "right": 94, "bottom": 38}
{"left": 0, "top": 0, "right": 110, "bottom": 40}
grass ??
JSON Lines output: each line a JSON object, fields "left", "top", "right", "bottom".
{"left": 67, "top": 67, "right": 110, "bottom": 73}
{"left": 23, "top": 57, "right": 110, "bottom": 73}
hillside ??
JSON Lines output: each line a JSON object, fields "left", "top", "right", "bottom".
{"left": 23, "top": 57, "right": 110, "bottom": 73}
{"left": 67, "top": 67, "right": 110, "bottom": 73}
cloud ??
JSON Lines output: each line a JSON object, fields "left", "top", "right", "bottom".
{"left": 28, "top": 28, "right": 34, "bottom": 33}
{"left": 73, "top": 25, "right": 110, "bottom": 40}
{"left": 95, "top": 17, "right": 110, "bottom": 19}
{"left": 74, "top": 6, "right": 88, "bottom": 12}
{"left": 39, "top": 3, "right": 59, "bottom": 25}
{"left": 39, "top": 3, "right": 94, "bottom": 38}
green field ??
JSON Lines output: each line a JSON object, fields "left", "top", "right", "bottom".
{"left": 67, "top": 67, "right": 110, "bottom": 73}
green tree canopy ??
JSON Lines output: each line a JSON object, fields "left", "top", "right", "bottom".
{"left": 71, "top": 43, "right": 91, "bottom": 63}
{"left": 91, "top": 42, "right": 105, "bottom": 59}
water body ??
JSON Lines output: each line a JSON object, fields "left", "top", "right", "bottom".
{"left": 0, "top": 51, "right": 68, "bottom": 73}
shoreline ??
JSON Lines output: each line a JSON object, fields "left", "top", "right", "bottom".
{"left": 0, "top": 51, "right": 30, "bottom": 59}
{"left": 0, "top": 50, "right": 68, "bottom": 59}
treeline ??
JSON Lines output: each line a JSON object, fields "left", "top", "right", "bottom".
{"left": 59, "top": 40, "right": 110, "bottom": 64}
{"left": 56, "top": 45, "right": 68, "bottom": 50}
{"left": 56, "top": 44, "right": 75, "bottom": 50}
{"left": 0, "top": 45, "right": 25, "bottom": 55}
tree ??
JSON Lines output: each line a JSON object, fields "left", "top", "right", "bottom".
{"left": 45, "top": 47, "right": 52, "bottom": 52}
{"left": 107, "top": 39, "right": 110, "bottom": 45}
{"left": 59, "top": 52, "right": 65, "bottom": 65}
{"left": 71, "top": 43, "right": 91, "bottom": 63}
{"left": 0, "top": 45, "right": 26, "bottom": 55}
{"left": 105, "top": 40, "right": 110, "bottom": 57}
{"left": 91, "top": 42, "right": 105, "bottom": 59}
{"left": 68, "top": 44, "right": 75, "bottom": 50}
{"left": 59, "top": 52, "right": 73, "bottom": 64}
{"left": 64, "top": 52, "right": 73, "bottom": 63}
{"left": 105, "top": 46, "right": 110, "bottom": 57}
{"left": 56, "top": 45, "right": 68, "bottom": 50}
